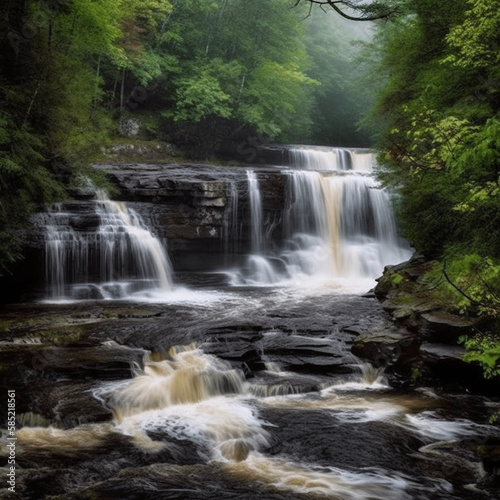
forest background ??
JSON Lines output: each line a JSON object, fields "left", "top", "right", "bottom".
{"left": 0, "top": 0, "right": 499, "bottom": 376}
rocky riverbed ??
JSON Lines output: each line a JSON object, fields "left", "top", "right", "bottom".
{"left": 1, "top": 276, "right": 499, "bottom": 499}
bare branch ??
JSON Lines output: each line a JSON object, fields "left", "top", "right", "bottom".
{"left": 299, "top": 1, "right": 314, "bottom": 20}
{"left": 297, "top": 0, "right": 398, "bottom": 21}
{"left": 442, "top": 261, "right": 480, "bottom": 306}
{"left": 442, "top": 261, "right": 500, "bottom": 312}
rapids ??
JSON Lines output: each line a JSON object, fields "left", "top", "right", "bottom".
{"left": 2, "top": 147, "right": 498, "bottom": 499}
{"left": 8, "top": 285, "right": 499, "bottom": 499}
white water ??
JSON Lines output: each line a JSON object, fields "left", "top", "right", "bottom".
{"left": 289, "top": 146, "right": 374, "bottom": 172}
{"left": 246, "top": 170, "right": 263, "bottom": 253}
{"left": 18, "top": 343, "right": 472, "bottom": 498}
{"left": 44, "top": 190, "right": 173, "bottom": 301}
{"left": 232, "top": 147, "right": 412, "bottom": 288}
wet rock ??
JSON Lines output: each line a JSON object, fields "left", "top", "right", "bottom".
{"left": 261, "top": 334, "right": 349, "bottom": 374}
{"left": 478, "top": 437, "right": 500, "bottom": 471}
{"left": 416, "top": 440, "right": 486, "bottom": 486}
{"left": 421, "top": 311, "right": 478, "bottom": 343}
{"left": 30, "top": 344, "right": 146, "bottom": 381}
{"left": 0, "top": 341, "right": 145, "bottom": 427}
{"left": 343, "top": 325, "right": 366, "bottom": 335}
{"left": 16, "top": 432, "right": 209, "bottom": 500}
{"left": 260, "top": 408, "right": 424, "bottom": 474}
{"left": 58, "top": 463, "right": 315, "bottom": 500}
{"left": 203, "top": 340, "right": 265, "bottom": 374}
{"left": 419, "top": 342, "right": 466, "bottom": 361}
{"left": 351, "top": 329, "right": 416, "bottom": 367}
{"left": 14, "top": 381, "right": 114, "bottom": 427}
{"left": 477, "top": 437, "right": 500, "bottom": 498}
{"left": 202, "top": 324, "right": 266, "bottom": 374}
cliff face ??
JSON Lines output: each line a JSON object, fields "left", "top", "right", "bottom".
{"left": 97, "top": 163, "right": 286, "bottom": 271}
{"left": 11, "top": 163, "right": 286, "bottom": 299}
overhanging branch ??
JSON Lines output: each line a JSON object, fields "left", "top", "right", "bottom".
{"left": 297, "top": 0, "right": 398, "bottom": 21}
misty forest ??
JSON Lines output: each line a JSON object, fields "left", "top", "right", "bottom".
{"left": 0, "top": 0, "right": 499, "bottom": 499}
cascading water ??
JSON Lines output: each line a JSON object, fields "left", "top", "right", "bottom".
{"left": 243, "top": 171, "right": 279, "bottom": 283}
{"left": 231, "top": 146, "right": 412, "bottom": 287}
{"left": 44, "top": 190, "right": 173, "bottom": 301}
{"left": 246, "top": 170, "right": 263, "bottom": 253}
{"left": 289, "top": 146, "right": 372, "bottom": 171}
{"left": 16, "top": 153, "right": 497, "bottom": 500}
{"left": 19, "top": 339, "right": 471, "bottom": 499}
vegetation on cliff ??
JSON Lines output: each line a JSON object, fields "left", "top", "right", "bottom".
{"left": 0, "top": 0, "right": 370, "bottom": 273}
{"left": 0, "top": 1, "right": 498, "bottom": 378}
{"left": 367, "top": 0, "right": 500, "bottom": 377}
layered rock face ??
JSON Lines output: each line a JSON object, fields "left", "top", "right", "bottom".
{"left": 16, "top": 163, "right": 286, "bottom": 299}
{"left": 97, "top": 163, "right": 286, "bottom": 271}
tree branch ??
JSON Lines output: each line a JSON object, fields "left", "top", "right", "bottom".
{"left": 298, "top": 0, "right": 399, "bottom": 21}
{"left": 442, "top": 261, "right": 481, "bottom": 306}
{"left": 442, "top": 261, "right": 500, "bottom": 313}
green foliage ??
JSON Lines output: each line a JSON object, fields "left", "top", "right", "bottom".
{"left": 0, "top": 110, "right": 64, "bottom": 273}
{"left": 372, "top": 0, "right": 500, "bottom": 258}
{"left": 460, "top": 333, "right": 500, "bottom": 379}
{"left": 441, "top": 254, "right": 500, "bottom": 315}
{"left": 239, "top": 60, "right": 318, "bottom": 138}
{"left": 172, "top": 71, "right": 232, "bottom": 122}
{"left": 0, "top": 0, "right": 134, "bottom": 272}
{"left": 152, "top": 0, "right": 320, "bottom": 142}
{"left": 444, "top": 0, "right": 500, "bottom": 70}
{"left": 370, "top": 0, "right": 500, "bottom": 381}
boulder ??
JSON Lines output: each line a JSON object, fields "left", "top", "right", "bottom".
{"left": 351, "top": 330, "right": 417, "bottom": 367}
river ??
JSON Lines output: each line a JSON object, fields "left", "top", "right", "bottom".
{"left": 1, "top": 146, "right": 498, "bottom": 499}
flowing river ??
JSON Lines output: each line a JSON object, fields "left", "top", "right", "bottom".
{"left": 1, "top": 147, "right": 499, "bottom": 499}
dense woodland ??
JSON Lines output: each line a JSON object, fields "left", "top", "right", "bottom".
{"left": 0, "top": 0, "right": 370, "bottom": 268}
{"left": 0, "top": 0, "right": 499, "bottom": 376}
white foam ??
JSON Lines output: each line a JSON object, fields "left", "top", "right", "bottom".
{"left": 116, "top": 397, "right": 270, "bottom": 462}
{"left": 227, "top": 454, "right": 449, "bottom": 500}
{"left": 404, "top": 411, "right": 490, "bottom": 441}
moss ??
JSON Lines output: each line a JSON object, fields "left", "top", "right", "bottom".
{"left": 98, "top": 308, "right": 160, "bottom": 319}
{"left": 81, "top": 491, "right": 99, "bottom": 500}
{"left": 89, "top": 138, "right": 184, "bottom": 165}
{"left": 0, "top": 319, "right": 14, "bottom": 332}
{"left": 0, "top": 316, "right": 49, "bottom": 332}
{"left": 411, "top": 364, "right": 423, "bottom": 383}
{"left": 38, "top": 326, "right": 85, "bottom": 345}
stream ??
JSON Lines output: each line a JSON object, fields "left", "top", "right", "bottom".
{"left": 1, "top": 147, "right": 499, "bottom": 499}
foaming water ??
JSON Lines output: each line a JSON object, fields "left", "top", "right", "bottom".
{"left": 16, "top": 338, "right": 497, "bottom": 499}
{"left": 95, "top": 345, "right": 245, "bottom": 421}
{"left": 17, "top": 424, "right": 113, "bottom": 453}
{"left": 227, "top": 454, "right": 450, "bottom": 500}
{"left": 43, "top": 190, "right": 173, "bottom": 301}
{"left": 92, "top": 345, "right": 271, "bottom": 462}
{"left": 289, "top": 146, "right": 374, "bottom": 172}
{"left": 330, "top": 362, "right": 389, "bottom": 391}
{"left": 230, "top": 149, "right": 411, "bottom": 286}
{"left": 117, "top": 397, "right": 270, "bottom": 462}
{"left": 403, "top": 411, "right": 492, "bottom": 441}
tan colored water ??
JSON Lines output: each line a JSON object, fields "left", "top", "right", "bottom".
{"left": 15, "top": 342, "right": 491, "bottom": 499}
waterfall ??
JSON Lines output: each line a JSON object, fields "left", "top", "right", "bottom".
{"left": 45, "top": 207, "right": 90, "bottom": 299}
{"left": 246, "top": 171, "right": 263, "bottom": 253}
{"left": 44, "top": 190, "right": 173, "bottom": 301}
{"left": 230, "top": 146, "right": 411, "bottom": 286}
{"left": 244, "top": 170, "right": 279, "bottom": 284}
{"left": 289, "top": 146, "right": 373, "bottom": 172}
